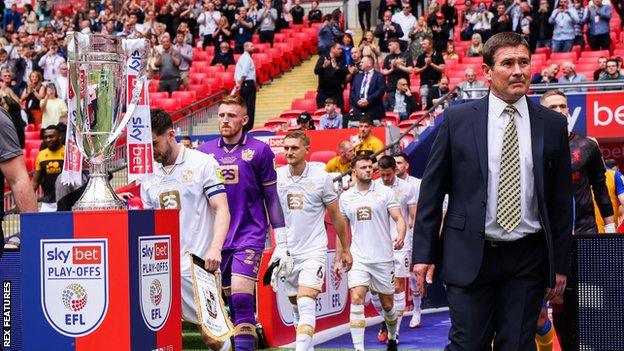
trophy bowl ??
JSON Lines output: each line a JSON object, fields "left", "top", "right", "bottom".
{"left": 67, "top": 32, "right": 146, "bottom": 211}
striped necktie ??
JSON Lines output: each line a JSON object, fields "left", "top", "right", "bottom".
{"left": 496, "top": 105, "right": 521, "bottom": 233}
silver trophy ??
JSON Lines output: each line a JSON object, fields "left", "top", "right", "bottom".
{"left": 67, "top": 32, "right": 147, "bottom": 210}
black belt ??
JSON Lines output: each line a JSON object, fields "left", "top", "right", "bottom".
{"left": 243, "top": 80, "right": 255, "bottom": 84}
{"left": 485, "top": 231, "right": 543, "bottom": 248}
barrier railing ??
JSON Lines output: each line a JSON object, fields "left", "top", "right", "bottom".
{"left": 459, "top": 79, "right": 624, "bottom": 95}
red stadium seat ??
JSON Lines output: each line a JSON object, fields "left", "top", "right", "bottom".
{"left": 264, "top": 118, "right": 289, "bottom": 130}
{"left": 172, "top": 90, "right": 197, "bottom": 106}
{"left": 189, "top": 73, "right": 210, "bottom": 85}
{"left": 550, "top": 52, "right": 578, "bottom": 63}
{"left": 309, "top": 150, "right": 337, "bottom": 163}
{"left": 148, "top": 79, "right": 160, "bottom": 93}
{"left": 187, "top": 84, "right": 213, "bottom": 99}
{"left": 24, "top": 158, "right": 34, "bottom": 172}
{"left": 461, "top": 56, "right": 483, "bottom": 64}
{"left": 279, "top": 110, "right": 304, "bottom": 119}
{"left": 580, "top": 50, "right": 609, "bottom": 59}
{"left": 214, "top": 71, "right": 236, "bottom": 91}
{"left": 290, "top": 98, "right": 317, "bottom": 113}
{"left": 248, "top": 126, "right": 274, "bottom": 133}
{"left": 150, "top": 91, "right": 169, "bottom": 100}
{"left": 535, "top": 47, "right": 551, "bottom": 58}
{"left": 29, "top": 148, "right": 39, "bottom": 160}
{"left": 26, "top": 124, "right": 36, "bottom": 132}
{"left": 153, "top": 98, "right": 181, "bottom": 112}
{"left": 305, "top": 91, "right": 318, "bottom": 100}
{"left": 25, "top": 131, "right": 40, "bottom": 140}
{"left": 25, "top": 139, "right": 41, "bottom": 152}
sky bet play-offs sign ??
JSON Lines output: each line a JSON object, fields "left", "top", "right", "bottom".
{"left": 139, "top": 236, "right": 172, "bottom": 331}
{"left": 40, "top": 239, "right": 109, "bottom": 337}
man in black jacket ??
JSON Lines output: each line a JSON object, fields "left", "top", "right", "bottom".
{"left": 374, "top": 10, "right": 404, "bottom": 52}
{"left": 385, "top": 78, "right": 419, "bottom": 120}
{"left": 314, "top": 42, "right": 348, "bottom": 111}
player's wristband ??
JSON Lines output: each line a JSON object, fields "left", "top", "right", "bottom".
{"left": 274, "top": 227, "right": 287, "bottom": 246}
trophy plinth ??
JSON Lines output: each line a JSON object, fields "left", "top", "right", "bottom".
{"left": 72, "top": 161, "right": 125, "bottom": 211}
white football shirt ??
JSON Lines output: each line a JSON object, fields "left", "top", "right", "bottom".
{"left": 277, "top": 162, "right": 337, "bottom": 258}
{"left": 339, "top": 182, "right": 399, "bottom": 263}
{"left": 141, "top": 146, "right": 225, "bottom": 276}
{"left": 374, "top": 176, "right": 416, "bottom": 250}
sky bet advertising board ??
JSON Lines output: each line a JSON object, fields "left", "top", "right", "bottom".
{"left": 19, "top": 210, "right": 181, "bottom": 351}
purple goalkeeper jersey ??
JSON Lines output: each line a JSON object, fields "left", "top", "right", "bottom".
{"left": 199, "top": 134, "right": 277, "bottom": 249}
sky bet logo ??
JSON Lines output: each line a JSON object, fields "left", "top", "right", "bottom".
{"left": 139, "top": 236, "right": 172, "bottom": 331}
{"left": 41, "top": 239, "right": 109, "bottom": 337}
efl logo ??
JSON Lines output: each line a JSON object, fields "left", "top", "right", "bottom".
{"left": 41, "top": 239, "right": 109, "bottom": 337}
{"left": 139, "top": 236, "right": 172, "bottom": 331}
{"left": 587, "top": 94, "right": 624, "bottom": 138}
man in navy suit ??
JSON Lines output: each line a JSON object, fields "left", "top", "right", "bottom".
{"left": 349, "top": 55, "right": 386, "bottom": 122}
{"left": 412, "top": 32, "right": 573, "bottom": 351}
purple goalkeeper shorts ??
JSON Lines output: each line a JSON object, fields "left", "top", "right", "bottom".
{"left": 220, "top": 247, "right": 264, "bottom": 288}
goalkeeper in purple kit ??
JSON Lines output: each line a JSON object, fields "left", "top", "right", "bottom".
{"left": 199, "top": 95, "right": 291, "bottom": 351}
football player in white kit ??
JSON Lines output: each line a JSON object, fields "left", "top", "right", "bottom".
{"left": 140, "top": 109, "right": 231, "bottom": 350}
{"left": 393, "top": 152, "right": 424, "bottom": 328}
{"left": 371, "top": 156, "right": 417, "bottom": 342}
{"left": 275, "top": 131, "right": 353, "bottom": 351}
{"left": 340, "top": 155, "right": 406, "bottom": 351}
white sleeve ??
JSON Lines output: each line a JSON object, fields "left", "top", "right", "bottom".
{"left": 140, "top": 183, "right": 155, "bottom": 209}
{"left": 321, "top": 173, "right": 338, "bottom": 205}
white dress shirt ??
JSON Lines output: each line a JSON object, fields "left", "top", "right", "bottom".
{"left": 485, "top": 94, "right": 541, "bottom": 241}
{"left": 234, "top": 51, "right": 256, "bottom": 83}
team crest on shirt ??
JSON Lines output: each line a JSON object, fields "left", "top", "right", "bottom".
{"left": 304, "top": 182, "right": 316, "bottom": 191}
{"left": 241, "top": 148, "right": 255, "bottom": 161}
{"left": 216, "top": 168, "right": 225, "bottom": 183}
{"left": 356, "top": 207, "right": 372, "bottom": 221}
{"left": 287, "top": 193, "right": 305, "bottom": 210}
{"left": 181, "top": 169, "right": 194, "bottom": 184}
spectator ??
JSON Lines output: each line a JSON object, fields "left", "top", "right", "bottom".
{"left": 444, "top": 42, "right": 460, "bottom": 60}
{"left": 605, "top": 158, "right": 619, "bottom": 171}
{"left": 0, "top": 49, "right": 12, "bottom": 72}
{"left": 515, "top": 1, "right": 533, "bottom": 43}
{"left": 20, "top": 71, "right": 46, "bottom": 125}
{"left": 441, "top": 0, "right": 459, "bottom": 38}
{"left": 325, "top": 141, "right": 355, "bottom": 174}
{"left": 296, "top": 111, "right": 316, "bottom": 130}
{"left": 571, "top": 0, "right": 586, "bottom": 49}
{"left": 357, "top": 0, "right": 372, "bottom": 32}
{"left": 346, "top": 48, "right": 363, "bottom": 83}
{"left": 174, "top": 30, "right": 193, "bottom": 88}
{"left": 531, "top": 63, "right": 560, "bottom": 93}
{"left": 426, "top": 75, "right": 452, "bottom": 109}
{"left": 32, "top": 125, "right": 65, "bottom": 212}
{"left": 211, "top": 41, "right": 236, "bottom": 68}
{"left": 318, "top": 14, "right": 341, "bottom": 57}
{"left": 408, "top": 16, "right": 432, "bottom": 59}
{"left": 354, "top": 116, "right": 384, "bottom": 156}
{"left": 468, "top": 2, "right": 493, "bottom": 42}
{"left": 147, "top": 34, "right": 161, "bottom": 79}
{"left": 594, "top": 56, "right": 608, "bottom": 81}
{"left": 531, "top": 0, "right": 554, "bottom": 51}
{"left": 559, "top": 61, "right": 588, "bottom": 92}
{"left": 374, "top": 10, "right": 404, "bottom": 53}
{"left": 460, "top": 0, "right": 476, "bottom": 40}
{"left": 155, "top": 35, "right": 182, "bottom": 95}
{"left": 257, "top": 1, "right": 278, "bottom": 46}
{"left": 314, "top": 42, "right": 348, "bottom": 111}
{"left": 413, "top": 37, "right": 445, "bottom": 108}
{"left": 457, "top": 67, "right": 488, "bottom": 99}
{"left": 37, "top": 44, "right": 64, "bottom": 82}
{"left": 431, "top": 12, "right": 452, "bottom": 53}
{"left": 232, "top": 7, "right": 254, "bottom": 54}
{"left": 340, "top": 33, "right": 355, "bottom": 66}
{"left": 14, "top": 44, "right": 38, "bottom": 95}
{"left": 308, "top": 1, "right": 323, "bottom": 25}
{"left": 180, "top": 136, "right": 194, "bottom": 149}
{"left": 213, "top": 16, "right": 233, "bottom": 48}
{"left": 384, "top": 77, "right": 419, "bottom": 120}
{"left": 585, "top": 0, "right": 611, "bottom": 51}
{"left": 392, "top": 4, "right": 416, "bottom": 52}
{"left": 549, "top": 0, "right": 579, "bottom": 53}
{"left": 0, "top": 68, "right": 21, "bottom": 97}
{"left": 0, "top": 87, "right": 25, "bottom": 148}
{"left": 40, "top": 84, "right": 67, "bottom": 128}
{"left": 467, "top": 33, "right": 484, "bottom": 57}
{"left": 197, "top": 1, "right": 221, "bottom": 48}
{"left": 24, "top": 4, "right": 40, "bottom": 35}
{"left": 381, "top": 38, "right": 413, "bottom": 93}
{"left": 350, "top": 56, "right": 386, "bottom": 121}
{"left": 3, "top": 5, "right": 22, "bottom": 31}
{"left": 221, "top": 0, "right": 239, "bottom": 26}
{"left": 359, "top": 30, "right": 381, "bottom": 63}
{"left": 142, "top": 8, "right": 161, "bottom": 36}
{"left": 53, "top": 62, "right": 68, "bottom": 102}
{"left": 233, "top": 42, "right": 257, "bottom": 131}
{"left": 598, "top": 58, "right": 624, "bottom": 91}
{"left": 379, "top": 0, "right": 400, "bottom": 21}
{"left": 290, "top": 0, "right": 305, "bottom": 25}
{"left": 491, "top": 2, "right": 512, "bottom": 35}
{"left": 319, "top": 97, "right": 343, "bottom": 130}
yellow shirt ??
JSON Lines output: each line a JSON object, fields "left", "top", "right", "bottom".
{"left": 325, "top": 156, "right": 351, "bottom": 174}
{"left": 354, "top": 135, "right": 384, "bottom": 156}
{"left": 594, "top": 169, "right": 620, "bottom": 233}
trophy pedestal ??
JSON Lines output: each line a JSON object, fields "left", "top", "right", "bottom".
{"left": 20, "top": 210, "right": 182, "bottom": 351}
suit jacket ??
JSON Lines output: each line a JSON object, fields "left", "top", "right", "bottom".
{"left": 384, "top": 90, "right": 419, "bottom": 114}
{"left": 350, "top": 70, "right": 387, "bottom": 119}
{"left": 457, "top": 80, "right": 488, "bottom": 99}
{"left": 412, "top": 95, "right": 573, "bottom": 287}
